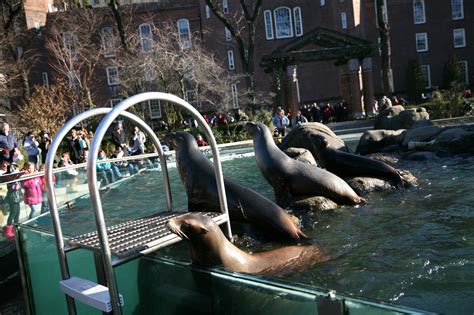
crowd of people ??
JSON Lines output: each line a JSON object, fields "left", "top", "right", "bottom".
{"left": 0, "top": 121, "right": 156, "bottom": 238}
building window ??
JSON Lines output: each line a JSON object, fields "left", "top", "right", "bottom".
{"left": 68, "top": 70, "right": 80, "bottom": 87}
{"left": 225, "top": 27, "right": 232, "bottom": 42}
{"left": 185, "top": 90, "right": 199, "bottom": 107}
{"left": 106, "top": 66, "right": 119, "bottom": 86}
{"left": 110, "top": 98, "right": 121, "bottom": 107}
{"left": 139, "top": 23, "right": 153, "bottom": 53}
{"left": 413, "top": 0, "right": 426, "bottom": 24}
{"left": 14, "top": 20, "right": 21, "bottom": 36}
{"left": 293, "top": 7, "right": 303, "bottom": 36}
{"left": 177, "top": 19, "right": 191, "bottom": 49}
{"left": 62, "top": 32, "right": 77, "bottom": 60}
{"left": 264, "top": 10, "right": 274, "bottom": 40}
{"left": 453, "top": 28, "right": 466, "bottom": 48}
{"left": 148, "top": 100, "right": 161, "bottom": 119}
{"left": 42, "top": 72, "right": 49, "bottom": 88}
{"left": 320, "top": 0, "right": 326, "bottom": 6}
{"left": 274, "top": 7, "right": 293, "bottom": 39}
{"left": 420, "top": 65, "right": 431, "bottom": 88}
{"left": 227, "top": 50, "right": 235, "bottom": 70}
{"left": 144, "top": 65, "right": 156, "bottom": 81}
{"left": 102, "top": 27, "right": 115, "bottom": 57}
{"left": 451, "top": 0, "right": 463, "bottom": 20}
{"left": 205, "top": 5, "right": 210, "bottom": 18}
{"left": 341, "top": 12, "right": 348, "bottom": 29}
{"left": 222, "top": 0, "right": 229, "bottom": 14}
{"left": 16, "top": 47, "right": 23, "bottom": 58}
{"left": 415, "top": 33, "right": 428, "bottom": 52}
{"left": 231, "top": 84, "right": 238, "bottom": 108}
{"left": 457, "top": 61, "right": 469, "bottom": 84}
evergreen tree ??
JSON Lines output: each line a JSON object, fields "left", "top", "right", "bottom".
{"left": 406, "top": 59, "right": 425, "bottom": 104}
{"left": 443, "top": 55, "right": 463, "bottom": 89}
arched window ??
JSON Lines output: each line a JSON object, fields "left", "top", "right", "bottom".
{"left": 274, "top": 7, "right": 293, "bottom": 39}
{"left": 293, "top": 7, "right": 303, "bottom": 36}
{"left": 177, "top": 19, "right": 191, "bottom": 49}
{"left": 263, "top": 10, "right": 274, "bottom": 40}
{"left": 101, "top": 27, "right": 115, "bottom": 57}
{"left": 413, "top": 0, "right": 426, "bottom": 24}
{"left": 139, "top": 23, "right": 153, "bottom": 53}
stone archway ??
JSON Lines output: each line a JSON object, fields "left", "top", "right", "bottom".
{"left": 261, "top": 27, "right": 374, "bottom": 118}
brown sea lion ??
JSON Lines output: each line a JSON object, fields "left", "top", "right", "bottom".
{"left": 168, "top": 213, "right": 330, "bottom": 276}
{"left": 310, "top": 134, "right": 405, "bottom": 188}
{"left": 163, "top": 132, "right": 307, "bottom": 241}
{"left": 245, "top": 122, "right": 365, "bottom": 206}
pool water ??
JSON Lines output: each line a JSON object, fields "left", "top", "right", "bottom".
{"left": 33, "top": 149, "right": 474, "bottom": 314}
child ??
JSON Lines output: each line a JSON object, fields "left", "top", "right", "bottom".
{"left": 3, "top": 164, "right": 23, "bottom": 238}
{"left": 22, "top": 162, "right": 42, "bottom": 220}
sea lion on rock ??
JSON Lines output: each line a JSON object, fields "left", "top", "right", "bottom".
{"left": 168, "top": 213, "right": 330, "bottom": 276}
{"left": 163, "top": 132, "right": 307, "bottom": 241}
{"left": 245, "top": 122, "right": 365, "bottom": 206}
{"left": 310, "top": 134, "right": 405, "bottom": 188}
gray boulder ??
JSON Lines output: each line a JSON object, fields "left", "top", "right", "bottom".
{"left": 291, "top": 196, "right": 338, "bottom": 212}
{"left": 284, "top": 147, "right": 317, "bottom": 165}
{"left": 375, "top": 106, "right": 432, "bottom": 130}
{"left": 402, "top": 125, "right": 443, "bottom": 147}
{"left": 346, "top": 177, "right": 393, "bottom": 194}
{"left": 356, "top": 129, "right": 406, "bottom": 154}
{"left": 280, "top": 123, "right": 348, "bottom": 159}
{"left": 429, "top": 127, "right": 474, "bottom": 154}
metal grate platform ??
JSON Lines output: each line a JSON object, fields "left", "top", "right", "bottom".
{"left": 68, "top": 211, "right": 227, "bottom": 258}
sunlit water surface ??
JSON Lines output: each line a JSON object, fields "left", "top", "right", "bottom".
{"left": 34, "top": 148, "right": 474, "bottom": 314}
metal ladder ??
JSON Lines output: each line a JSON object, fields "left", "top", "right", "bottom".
{"left": 45, "top": 93, "right": 232, "bottom": 314}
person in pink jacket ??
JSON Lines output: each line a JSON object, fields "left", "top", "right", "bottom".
{"left": 22, "top": 162, "right": 42, "bottom": 220}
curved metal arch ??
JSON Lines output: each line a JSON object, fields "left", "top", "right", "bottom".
{"left": 88, "top": 92, "right": 231, "bottom": 314}
{"left": 45, "top": 107, "right": 168, "bottom": 315}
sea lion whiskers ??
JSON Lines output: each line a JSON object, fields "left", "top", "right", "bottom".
{"left": 167, "top": 217, "right": 190, "bottom": 240}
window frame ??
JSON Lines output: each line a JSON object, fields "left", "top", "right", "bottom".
{"left": 227, "top": 50, "right": 235, "bottom": 70}
{"left": 109, "top": 98, "right": 122, "bottom": 107}
{"left": 420, "top": 64, "right": 431, "bottom": 89}
{"left": 205, "top": 5, "right": 210, "bottom": 18}
{"left": 42, "top": 72, "right": 49, "bottom": 88}
{"left": 274, "top": 7, "right": 293, "bottom": 39}
{"left": 106, "top": 66, "right": 119, "bottom": 86}
{"left": 177, "top": 19, "right": 192, "bottom": 49}
{"left": 451, "top": 0, "right": 464, "bottom": 20}
{"left": 320, "top": 0, "right": 326, "bottom": 6}
{"left": 185, "top": 89, "right": 199, "bottom": 107}
{"left": 148, "top": 99, "right": 162, "bottom": 119}
{"left": 293, "top": 7, "right": 303, "bottom": 37}
{"left": 453, "top": 28, "right": 466, "bottom": 48}
{"left": 264, "top": 10, "right": 274, "bottom": 40}
{"left": 457, "top": 60, "right": 469, "bottom": 84}
{"left": 62, "top": 32, "right": 77, "bottom": 60}
{"left": 413, "top": 0, "right": 426, "bottom": 24}
{"left": 223, "top": 0, "right": 229, "bottom": 14}
{"left": 139, "top": 23, "right": 153, "bottom": 53}
{"left": 231, "top": 84, "right": 238, "bottom": 109}
{"left": 341, "top": 12, "right": 348, "bottom": 30}
{"left": 102, "top": 27, "right": 116, "bottom": 58}
{"left": 415, "top": 33, "right": 428, "bottom": 52}
{"left": 225, "top": 27, "right": 232, "bottom": 42}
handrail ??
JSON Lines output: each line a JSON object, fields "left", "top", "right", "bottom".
{"left": 44, "top": 108, "right": 166, "bottom": 315}
{"left": 88, "top": 92, "right": 232, "bottom": 314}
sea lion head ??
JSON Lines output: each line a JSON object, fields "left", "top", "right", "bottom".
{"left": 168, "top": 213, "right": 224, "bottom": 266}
{"left": 310, "top": 134, "right": 329, "bottom": 149}
{"left": 163, "top": 132, "right": 198, "bottom": 150}
{"left": 244, "top": 122, "right": 261, "bottom": 137}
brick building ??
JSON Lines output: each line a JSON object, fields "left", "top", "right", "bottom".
{"left": 3, "top": 0, "right": 473, "bottom": 122}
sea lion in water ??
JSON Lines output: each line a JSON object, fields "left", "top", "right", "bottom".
{"left": 168, "top": 213, "right": 330, "bottom": 276}
{"left": 163, "top": 132, "right": 307, "bottom": 241}
{"left": 245, "top": 122, "right": 365, "bottom": 206}
{"left": 310, "top": 134, "right": 404, "bottom": 188}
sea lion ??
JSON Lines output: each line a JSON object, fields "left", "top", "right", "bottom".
{"left": 163, "top": 132, "right": 307, "bottom": 241}
{"left": 245, "top": 122, "right": 365, "bottom": 206}
{"left": 168, "top": 213, "right": 330, "bottom": 276}
{"left": 310, "top": 134, "right": 404, "bottom": 188}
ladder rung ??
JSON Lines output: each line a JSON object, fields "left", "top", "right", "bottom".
{"left": 59, "top": 277, "right": 124, "bottom": 312}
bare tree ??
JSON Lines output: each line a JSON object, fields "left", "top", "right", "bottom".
{"left": 205, "top": 0, "right": 263, "bottom": 102}
{"left": 18, "top": 79, "right": 76, "bottom": 135}
{"left": 376, "top": 0, "right": 393, "bottom": 96}
{"left": 45, "top": 8, "right": 105, "bottom": 113}
{"left": 114, "top": 20, "right": 243, "bottom": 126}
